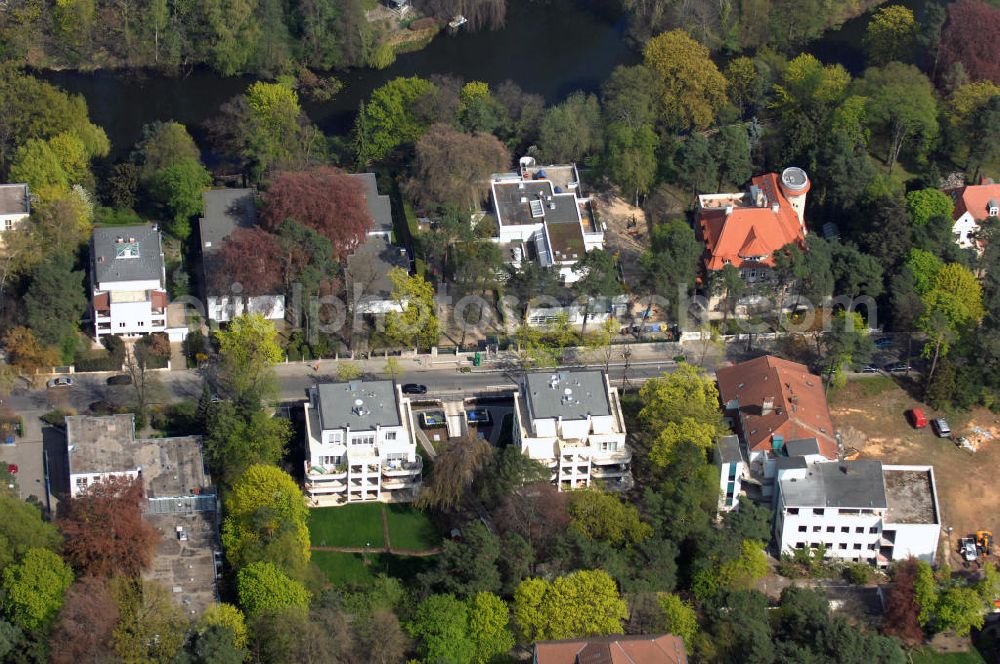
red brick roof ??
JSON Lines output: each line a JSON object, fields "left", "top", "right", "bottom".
{"left": 951, "top": 183, "right": 1000, "bottom": 222}
{"left": 534, "top": 634, "right": 687, "bottom": 664}
{"left": 93, "top": 292, "right": 109, "bottom": 312}
{"left": 716, "top": 355, "right": 837, "bottom": 459}
{"left": 151, "top": 290, "right": 167, "bottom": 310}
{"left": 698, "top": 173, "right": 806, "bottom": 271}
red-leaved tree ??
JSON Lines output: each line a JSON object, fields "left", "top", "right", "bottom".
{"left": 49, "top": 576, "right": 120, "bottom": 664}
{"left": 57, "top": 476, "right": 160, "bottom": 579}
{"left": 261, "top": 167, "right": 373, "bottom": 261}
{"left": 211, "top": 227, "right": 284, "bottom": 297}
{"left": 881, "top": 558, "right": 925, "bottom": 645}
{"left": 940, "top": 0, "right": 1000, "bottom": 85}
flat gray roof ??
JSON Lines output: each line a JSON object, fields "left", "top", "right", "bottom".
{"left": 346, "top": 235, "right": 409, "bottom": 300}
{"left": 144, "top": 511, "right": 219, "bottom": 617}
{"left": 884, "top": 468, "right": 938, "bottom": 525}
{"left": 66, "top": 415, "right": 210, "bottom": 498}
{"left": 546, "top": 221, "right": 585, "bottom": 263}
{"left": 523, "top": 371, "right": 611, "bottom": 421}
{"left": 716, "top": 435, "right": 742, "bottom": 464}
{"left": 0, "top": 183, "right": 29, "bottom": 215}
{"left": 779, "top": 460, "right": 888, "bottom": 510}
{"left": 92, "top": 225, "right": 164, "bottom": 284}
{"left": 199, "top": 189, "right": 257, "bottom": 293}
{"left": 493, "top": 180, "right": 580, "bottom": 227}
{"left": 353, "top": 173, "right": 393, "bottom": 235}
{"left": 315, "top": 381, "right": 401, "bottom": 432}
{"left": 785, "top": 438, "right": 821, "bottom": 457}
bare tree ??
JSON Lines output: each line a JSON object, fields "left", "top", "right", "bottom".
{"left": 416, "top": 431, "right": 492, "bottom": 511}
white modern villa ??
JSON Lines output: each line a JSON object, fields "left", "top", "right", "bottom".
{"left": 513, "top": 370, "right": 632, "bottom": 491}
{"left": 303, "top": 380, "right": 422, "bottom": 506}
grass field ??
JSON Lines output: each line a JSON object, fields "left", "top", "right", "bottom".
{"left": 384, "top": 503, "right": 441, "bottom": 550}
{"left": 311, "top": 550, "right": 437, "bottom": 587}
{"left": 307, "top": 503, "right": 385, "bottom": 548}
{"left": 910, "top": 648, "right": 987, "bottom": 664}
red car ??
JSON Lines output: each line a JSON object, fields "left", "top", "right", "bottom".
{"left": 908, "top": 408, "right": 928, "bottom": 429}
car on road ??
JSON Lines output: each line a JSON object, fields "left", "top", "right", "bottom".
{"left": 873, "top": 337, "right": 893, "bottom": 349}
{"left": 859, "top": 364, "right": 880, "bottom": 374}
{"left": 885, "top": 362, "right": 912, "bottom": 373}
{"left": 401, "top": 384, "right": 428, "bottom": 395}
{"left": 46, "top": 377, "right": 73, "bottom": 388}
{"left": 932, "top": 418, "right": 951, "bottom": 438}
{"left": 106, "top": 374, "right": 132, "bottom": 386}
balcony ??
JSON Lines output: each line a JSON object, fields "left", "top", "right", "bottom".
{"left": 591, "top": 448, "right": 632, "bottom": 464}
{"left": 382, "top": 457, "right": 423, "bottom": 476}
{"left": 305, "top": 461, "right": 347, "bottom": 479}
{"left": 306, "top": 480, "right": 346, "bottom": 493}
{"left": 603, "top": 475, "right": 635, "bottom": 492}
{"left": 591, "top": 465, "right": 627, "bottom": 478}
{"left": 383, "top": 476, "right": 421, "bottom": 490}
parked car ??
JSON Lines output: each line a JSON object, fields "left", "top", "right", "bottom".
{"left": 961, "top": 537, "right": 979, "bottom": 562}
{"left": 908, "top": 408, "right": 928, "bottom": 429}
{"left": 874, "top": 337, "right": 894, "bottom": 349}
{"left": 932, "top": 418, "right": 951, "bottom": 438}
{"left": 885, "top": 362, "right": 912, "bottom": 373}
{"left": 46, "top": 377, "right": 73, "bottom": 388}
{"left": 859, "top": 364, "right": 880, "bottom": 374}
{"left": 401, "top": 384, "right": 428, "bottom": 395}
{"left": 106, "top": 374, "right": 132, "bottom": 386}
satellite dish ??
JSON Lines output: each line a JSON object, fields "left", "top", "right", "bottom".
{"left": 564, "top": 388, "right": 573, "bottom": 396}
{"left": 354, "top": 399, "right": 364, "bottom": 406}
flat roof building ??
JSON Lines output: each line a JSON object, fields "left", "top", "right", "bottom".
{"left": 514, "top": 370, "right": 631, "bottom": 492}
{"left": 65, "top": 414, "right": 220, "bottom": 615}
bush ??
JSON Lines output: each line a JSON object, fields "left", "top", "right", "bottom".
{"left": 41, "top": 409, "right": 74, "bottom": 428}
{"left": 410, "top": 17, "right": 437, "bottom": 30}
{"left": 843, "top": 562, "right": 873, "bottom": 585}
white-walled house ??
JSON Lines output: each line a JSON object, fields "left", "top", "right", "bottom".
{"left": 91, "top": 225, "right": 169, "bottom": 341}
{"left": 347, "top": 173, "right": 410, "bottom": 315}
{"left": 513, "top": 370, "right": 632, "bottom": 491}
{"left": 488, "top": 158, "right": 603, "bottom": 284}
{"left": 0, "top": 183, "right": 29, "bottom": 236}
{"left": 303, "top": 380, "right": 422, "bottom": 506}
{"left": 199, "top": 189, "right": 285, "bottom": 323}
{"left": 774, "top": 459, "right": 941, "bottom": 566}
{"left": 948, "top": 180, "right": 1000, "bottom": 250}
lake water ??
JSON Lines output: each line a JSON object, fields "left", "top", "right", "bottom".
{"left": 43, "top": 0, "right": 639, "bottom": 157}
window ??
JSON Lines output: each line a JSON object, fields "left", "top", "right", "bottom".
{"left": 329, "top": 432, "right": 342, "bottom": 444}
{"left": 137, "top": 321, "right": 144, "bottom": 327}
{"left": 812, "top": 526, "right": 821, "bottom": 532}
{"left": 853, "top": 543, "right": 862, "bottom": 550}
{"left": 75, "top": 477, "right": 88, "bottom": 489}
{"left": 813, "top": 508, "right": 825, "bottom": 515}
{"left": 841, "top": 526, "right": 849, "bottom": 533}
{"left": 798, "top": 525, "right": 807, "bottom": 532}
{"left": 4, "top": 220, "right": 12, "bottom": 231}
{"left": 319, "top": 455, "right": 342, "bottom": 466}
{"left": 826, "top": 526, "right": 835, "bottom": 533}
{"left": 855, "top": 527, "right": 864, "bottom": 534}
{"left": 869, "top": 544, "right": 878, "bottom": 551}
{"left": 385, "top": 431, "right": 397, "bottom": 441}
{"left": 838, "top": 543, "right": 848, "bottom": 550}
{"left": 795, "top": 542, "right": 805, "bottom": 549}
{"left": 869, "top": 526, "right": 879, "bottom": 534}
{"left": 352, "top": 434, "right": 375, "bottom": 446}
{"left": 119, "top": 322, "right": 126, "bottom": 328}
{"left": 787, "top": 508, "right": 799, "bottom": 515}
{"left": 991, "top": 205, "right": 999, "bottom": 217}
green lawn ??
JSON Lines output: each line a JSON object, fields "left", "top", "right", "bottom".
{"left": 910, "top": 648, "right": 988, "bottom": 664}
{"left": 307, "top": 503, "right": 385, "bottom": 548}
{"left": 384, "top": 504, "right": 441, "bottom": 550}
{"left": 311, "top": 550, "right": 437, "bottom": 587}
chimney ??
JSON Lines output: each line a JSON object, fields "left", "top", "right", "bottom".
{"left": 762, "top": 397, "right": 774, "bottom": 415}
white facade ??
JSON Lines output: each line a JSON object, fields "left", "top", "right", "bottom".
{"left": 70, "top": 469, "right": 139, "bottom": 497}
{"left": 304, "top": 382, "right": 422, "bottom": 506}
{"left": 775, "top": 461, "right": 940, "bottom": 566}
{"left": 513, "top": 371, "right": 632, "bottom": 491}
{"left": 715, "top": 436, "right": 746, "bottom": 512}
{"left": 207, "top": 294, "right": 286, "bottom": 323}
{"left": 0, "top": 183, "right": 30, "bottom": 236}
{"left": 954, "top": 211, "right": 982, "bottom": 250}
{"left": 91, "top": 228, "right": 169, "bottom": 341}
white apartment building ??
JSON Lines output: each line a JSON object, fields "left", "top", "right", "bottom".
{"left": 0, "top": 183, "right": 29, "bottom": 235}
{"left": 489, "top": 157, "right": 603, "bottom": 284}
{"left": 303, "top": 380, "right": 422, "bottom": 506}
{"left": 90, "top": 225, "right": 168, "bottom": 341}
{"left": 775, "top": 458, "right": 941, "bottom": 566}
{"left": 513, "top": 370, "right": 632, "bottom": 491}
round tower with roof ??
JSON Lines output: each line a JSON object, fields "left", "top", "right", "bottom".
{"left": 780, "top": 167, "right": 810, "bottom": 229}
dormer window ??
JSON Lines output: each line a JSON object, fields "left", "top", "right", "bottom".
{"left": 989, "top": 199, "right": 999, "bottom": 218}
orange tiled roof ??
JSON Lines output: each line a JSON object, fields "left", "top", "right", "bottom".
{"left": 697, "top": 173, "right": 805, "bottom": 271}
{"left": 952, "top": 183, "right": 1000, "bottom": 222}
{"left": 716, "top": 355, "right": 838, "bottom": 459}
{"left": 534, "top": 634, "right": 687, "bottom": 664}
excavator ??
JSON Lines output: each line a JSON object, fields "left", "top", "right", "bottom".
{"left": 977, "top": 530, "right": 993, "bottom": 558}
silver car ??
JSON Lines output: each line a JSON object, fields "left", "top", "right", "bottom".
{"left": 46, "top": 377, "right": 73, "bottom": 388}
